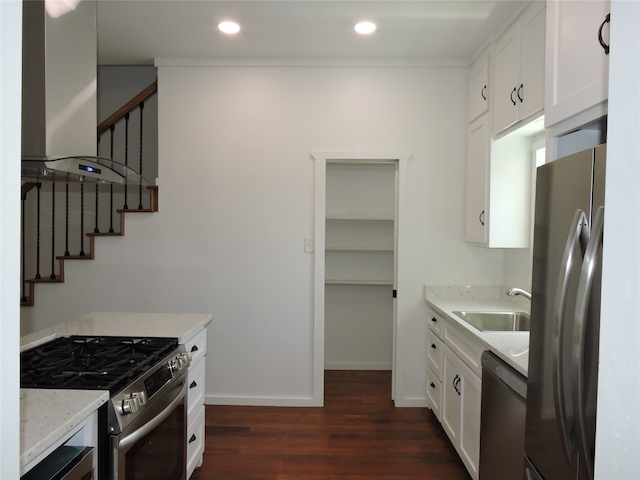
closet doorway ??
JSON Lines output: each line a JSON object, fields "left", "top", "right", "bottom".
{"left": 311, "top": 151, "right": 409, "bottom": 406}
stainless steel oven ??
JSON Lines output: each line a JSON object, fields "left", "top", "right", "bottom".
{"left": 21, "top": 336, "right": 191, "bottom": 480}
{"left": 111, "top": 368, "right": 188, "bottom": 480}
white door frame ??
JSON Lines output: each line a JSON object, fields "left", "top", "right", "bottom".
{"left": 311, "top": 150, "right": 410, "bottom": 406}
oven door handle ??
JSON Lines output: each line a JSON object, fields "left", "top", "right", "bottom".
{"left": 118, "top": 376, "right": 187, "bottom": 452}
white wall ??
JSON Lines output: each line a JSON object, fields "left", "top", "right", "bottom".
{"left": 595, "top": 1, "right": 640, "bottom": 477}
{"left": 21, "top": 61, "right": 504, "bottom": 405}
{"left": 0, "top": 1, "right": 22, "bottom": 477}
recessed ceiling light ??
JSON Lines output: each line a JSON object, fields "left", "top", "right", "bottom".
{"left": 218, "top": 21, "right": 240, "bottom": 34}
{"left": 354, "top": 21, "right": 376, "bottom": 35}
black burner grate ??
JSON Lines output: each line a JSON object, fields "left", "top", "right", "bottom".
{"left": 20, "top": 336, "right": 178, "bottom": 393}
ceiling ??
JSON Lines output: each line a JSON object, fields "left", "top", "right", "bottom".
{"left": 95, "top": 0, "right": 529, "bottom": 65}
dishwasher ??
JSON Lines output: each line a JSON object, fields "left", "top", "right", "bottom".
{"left": 478, "top": 351, "right": 527, "bottom": 480}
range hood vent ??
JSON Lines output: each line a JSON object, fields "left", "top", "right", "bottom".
{"left": 21, "top": 0, "right": 146, "bottom": 185}
{"left": 21, "top": 155, "right": 149, "bottom": 185}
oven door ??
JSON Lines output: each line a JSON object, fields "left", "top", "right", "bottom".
{"left": 111, "top": 372, "right": 187, "bottom": 480}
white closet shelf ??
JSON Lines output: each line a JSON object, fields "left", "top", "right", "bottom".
{"left": 325, "top": 279, "right": 394, "bottom": 286}
{"left": 325, "top": 216, "right": 394, "bottom": 221}
{"left": 325, "top": 247, "right": 393, "bottom": 252}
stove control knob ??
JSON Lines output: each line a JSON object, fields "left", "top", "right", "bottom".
{"left": 170, "top": 357, "right": 184, "bottom": 372}
{"left": 121, "top": 396, "right": 139, "bottom": 415}
{"left": 132, "top": 391, "right": 147, "bottom": 406}
{"left": 180, "top": 352, "right": 192, "bottom": 368}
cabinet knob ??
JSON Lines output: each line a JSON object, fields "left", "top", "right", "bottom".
{"left": 189, "top": 434, "right": 197, "bottom": 444}
{"left": 431, "top": 317, "right": 437, "bottom": 323}
{"left": 510, "top": 87, "right": 517, "bottom": 105}
{"left": 598, "top": 13, "right": 611, "bottom": 55}
{"left": 431, "top": 343, "right": 436, "bottom": 349}
{"left": 190, "top": 381, "right": 198, "bottom": 389}
{"left": 430, "top": 382, "right": 436, "bottom": 388}
{"left": 191, "top": 345, "right": 199, "bottom": 353}
{"left": 517, "top": 83, "right": 524, "bottom": 102}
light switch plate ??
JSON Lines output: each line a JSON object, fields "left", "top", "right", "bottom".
{"left": 304, "top": 237, "right": 314, "bottom": 253}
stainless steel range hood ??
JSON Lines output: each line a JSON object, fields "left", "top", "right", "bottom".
{"left": 21, "top": 0, "right": 147, "bottom": 185}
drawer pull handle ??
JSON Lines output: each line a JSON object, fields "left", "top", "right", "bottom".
{"left": 190, "top": 345, "right": 199, "bottom": 353}
{"left": 189, "top": 434, "right": 197, "bottom": 444}
{"left": 190, "top": 381, "right": 197, "bottom": 389}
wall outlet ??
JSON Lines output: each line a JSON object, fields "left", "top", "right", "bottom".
{"left": 304, "top": 237, "right": 314, "bottom": 253}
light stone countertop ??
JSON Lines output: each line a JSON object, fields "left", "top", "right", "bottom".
{"left": 20, "top": 389, "right": 109, "bottom": 473}
{"left": 20, "top": 312, "right": 213, "bottom": 473}
{"left": 424, "top": 285, "right": 530, "bottom": 376}
{"left": 21, "top": 312, "right": 213, "bottom": 350}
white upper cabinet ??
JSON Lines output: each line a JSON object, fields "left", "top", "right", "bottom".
{"left": 493, "top": 1, "right": 546, "bottom": 136}
{"left": 544, "top": 0, "right": 610, "bottom": 128}
{"left": 467, "top": 48, "right": 491, "bottom": 124}
{"left": 465, "top": 115, "right": 489, "bottom": 244}
{"left": 465, "top": 113, "right": 533, "bottom": 248}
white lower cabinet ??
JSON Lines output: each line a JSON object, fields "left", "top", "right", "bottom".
{"left": 184, "top": 327, "right": 208, "bottom": 478}
{"left": 442, "top": 345, "right": 481, "bottom": 480}
{"left": 426, "top": 309, "right": 482, "bottom": 480}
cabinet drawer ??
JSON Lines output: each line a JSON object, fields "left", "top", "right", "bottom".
{"left": 184, "top": 328, "right": 207, "bottom": 366}
{"left": 187, "top": 357, "right": 206, "bottom": 415}
{"left": 443, "top": 324, "right": 485, "bottom": 378}
{"left": 426, "top": 365, "right": 442, "bottom": 421}
{"left": 427, "top": 333, "right": 444, "bottom": 380}
{"left": 427, "top": 309, "right": 444, "bottom": 338}
{"left": 187, "top": 403, "right": 205, "bottom": 479}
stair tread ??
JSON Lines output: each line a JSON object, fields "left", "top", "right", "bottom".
{"left": 87, "top": 231, "right": 124, "bottom": 237}
{"left": 57, "top": 254, "right": 94, "bottom": 260}
{"left": 25, "top": 277, "right": 63, "bottom": 284}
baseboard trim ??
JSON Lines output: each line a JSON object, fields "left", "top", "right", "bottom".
{"left": 324, "top": 362, "right": 392, "bottom": 370}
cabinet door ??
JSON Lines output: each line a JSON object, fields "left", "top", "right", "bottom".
{"left": 441, "top": 345, "right": 462, "bottom": 447}
{"left": 545, "top": 0, "right": 610, "bottom": 127}
{"left": 519, "top": 1, "right": 546, "bottom": 120}
{"left": 468, "top": 49, "right": 490, "bottom": 123}
{"left": 465, "top": 115, "right": 489, "bottom": 244}
{"left": 493, "top": 20, "right": 521, "bottom": 134}
{"left": 458, "top": 359, "right": 482, "bottom": 480}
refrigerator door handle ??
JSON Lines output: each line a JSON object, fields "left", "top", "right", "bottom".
{"left": 553, "top": 209, "right": 589, "bottom": 462}
{"left": 572, "top": 206, "right": 604, "bottom": 480}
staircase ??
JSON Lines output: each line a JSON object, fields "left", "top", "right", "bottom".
{"left": 20, "top": 81, "right": 158, "bottom": 306}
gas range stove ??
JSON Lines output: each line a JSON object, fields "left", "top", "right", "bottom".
{"left": 20, "top": 335, "right": 179, "bottom": 393}
{"left": 21, "top": 335, "right": 191, "bottom": 433}
{"left": 21, "top": 335, "right": 193, "bottom": 479}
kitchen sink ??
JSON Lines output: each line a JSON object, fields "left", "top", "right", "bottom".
{"left": 452, "top": 310, "right": 530, "bottom": 332}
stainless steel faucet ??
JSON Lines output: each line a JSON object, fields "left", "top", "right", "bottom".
{"left": 506, "top": 287, "right": 532, "bottom": 300}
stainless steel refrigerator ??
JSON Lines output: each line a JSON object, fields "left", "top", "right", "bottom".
{"left": 524, "top": 144, "right": 605, "bottom": 480}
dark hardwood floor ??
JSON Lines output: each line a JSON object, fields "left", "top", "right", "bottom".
{"left": 191, "top": 370, "right": 470, "bottom": 479}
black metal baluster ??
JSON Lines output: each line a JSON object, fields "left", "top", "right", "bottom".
{"left": 94, "top": 182, "right": 100, "bottom": 233}
{"left": 79, "top": 183, "right": 86, "bottom": 256}
{"left": 35, "top": 182, "right": 42, "bottom": 279}
{"left": 64, "top": 181, "right": 70, "bottom": 256}
{"left": 138, "top": 101, "right": 144, "bottom": 209}
{"left": 21, "top": 191, "right": 28, "bottom": 302}
{"left": 109, "top": 124, "right": 115, "bottom": 232}
{"left": 123, "top": 112, "right": 130, "bottom": 209}
{"left": 50, "top": 181, "right": 56, "bottom": 279}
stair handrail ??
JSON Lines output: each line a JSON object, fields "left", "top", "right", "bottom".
{"left": 97, "top": 80, "right": 158, "bottom": 136}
